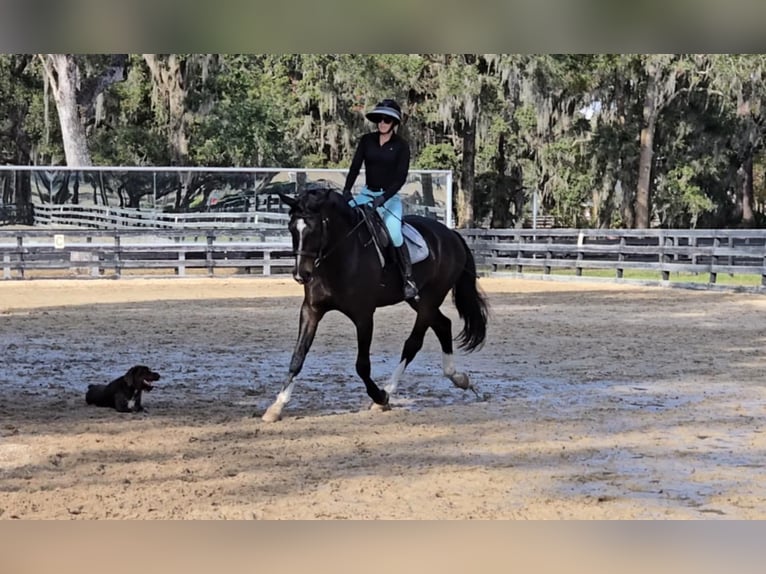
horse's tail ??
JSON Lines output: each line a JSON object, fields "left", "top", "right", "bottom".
{"left": 452, "top": 231, "right": 489, "bottom": 352}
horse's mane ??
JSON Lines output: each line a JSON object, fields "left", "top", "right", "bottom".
{"left": 296, "top": 187, "right": 356, "bottom": 225}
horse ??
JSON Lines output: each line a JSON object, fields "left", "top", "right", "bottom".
{"left": 261, "top": 187, "right": 489, "bottom": 422}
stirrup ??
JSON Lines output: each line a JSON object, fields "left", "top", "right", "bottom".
{"left": 404, "top": 280, "right": 419, "bottom": 301}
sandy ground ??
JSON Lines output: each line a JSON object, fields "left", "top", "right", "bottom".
{"left": 1, "top": 276, "right": 765, "bottom": 519}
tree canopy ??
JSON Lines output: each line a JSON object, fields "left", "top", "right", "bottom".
{"left": 1, "top": 53, "right": 765, "bottom": 229}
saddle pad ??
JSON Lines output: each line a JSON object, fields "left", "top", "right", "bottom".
{"left": 402, "top": 223, "right": 429, "bottom": 264}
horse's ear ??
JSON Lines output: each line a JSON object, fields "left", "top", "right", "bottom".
{"left": 277, "top": 192, "right": 298, "bottom": 209}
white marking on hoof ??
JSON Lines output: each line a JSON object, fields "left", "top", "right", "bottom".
{"left": 369, "top": 401, "right": 391, "bottom": 412}
{"left": 442, "top": 352, "right": 457, "bottom": 377}
{"left": 262, "top": 404, "right": 283, "bottom": 423}
{"left": 384, "top": 359, "right": 407, "bottom": 395}
{"left": 262, "top": 380, "right": 294, "bottom": 423}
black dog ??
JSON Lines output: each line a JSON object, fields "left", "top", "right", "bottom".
{"left": 85, "top": 365, "right": 161, "bottom": 413}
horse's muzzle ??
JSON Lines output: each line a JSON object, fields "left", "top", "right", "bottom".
{"left": 294, "top": 268, "right": 313, "bottom": 284}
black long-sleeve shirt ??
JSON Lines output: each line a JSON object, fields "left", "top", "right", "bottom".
{"left": 343, "top": 131, "right": 411, "bottom": 201}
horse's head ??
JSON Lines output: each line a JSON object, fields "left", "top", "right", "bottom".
{"left": 278, "top": 188, "right": 345, "bottom": 284}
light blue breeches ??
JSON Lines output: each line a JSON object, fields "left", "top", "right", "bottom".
{"left": 348, "top": 187, "right": 403, "bottom": 247}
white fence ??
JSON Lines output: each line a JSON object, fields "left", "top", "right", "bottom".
{"left": 0, "top": 166, "right": 454, "bottom": 229}
{"left": 32, "top": 203, "right": 290, "bottom": 230}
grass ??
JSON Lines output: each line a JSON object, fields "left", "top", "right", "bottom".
{"left": 489, "top": 266, "right": 764, "bottom": 287}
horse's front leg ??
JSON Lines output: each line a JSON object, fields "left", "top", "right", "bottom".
{"left": 353, "top": 314, "right": 389, "bottom": 409}
{"left": 262, "top": 301, "right": 324, "bottom": 422}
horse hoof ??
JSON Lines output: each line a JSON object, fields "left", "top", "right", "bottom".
{"left": 261, "top": 406, "right": 282, "bottom": 423}
{"left": 369, "top": 401, "right": 391, "bottom": 412}
{"left": 451, "top": 372, "right": 471, "bottom": 390}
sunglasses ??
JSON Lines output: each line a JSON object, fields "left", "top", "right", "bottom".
{"left": 372, "top": 115, "right": 394, "bottom": 124}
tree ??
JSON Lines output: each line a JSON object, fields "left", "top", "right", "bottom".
{"left": 38, "top": 54, "right": 127, "bottom": 166}
{"left": 633, "top": 55, "right": 702, "bottom": 228}
{"left": 707, "top": 54, "right": 766, "bottom": 227}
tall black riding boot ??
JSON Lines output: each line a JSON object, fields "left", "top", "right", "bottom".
{"left": 397, "top": 244, "right": 419, "bottom": 301}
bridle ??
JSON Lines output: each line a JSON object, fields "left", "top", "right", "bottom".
{"left": 293, "top": 210, "right": 367, "bottom": 268}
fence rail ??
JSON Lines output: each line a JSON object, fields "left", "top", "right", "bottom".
{"left": 460, "top": 228, "right": 766, "bottom": 287}
{"left": 32, "top": 203, "right": 291, "bottom": 230}
{"left": 0, "top": 229, "right": 293, "bottom": 279}
{"left": 4, "top": 227, "right": 766, "bottom": 287}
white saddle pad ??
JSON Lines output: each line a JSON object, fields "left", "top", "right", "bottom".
{"left": 402, "top": 223, "right": 429, "bottom": 264}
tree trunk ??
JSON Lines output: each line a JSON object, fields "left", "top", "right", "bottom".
{"left": 490, "top": 182, "right": 513, "bottom": 228}
{"left": 143, "top": 54, "right": 190, "bottom": 165}
{"left": 421, "top": 173, "right": 435, "bottom": 207}
{"left": 490, "top": 133, "right": 512, "bottom": 228}
{"left": 40, "top": 55, "right": 92, "bottom": 166}
{"left": 739, "top": 153, "right": 755, "bottom": 226}
{"left": 595, "top": 162, "right": 617, "bottom": 228}
{"left": 635, "top": 69, "right": 658, "bottom": 228}
{"left": 39, "top": 54, "right": 127, "bottom": 167}
{"left": 456, "top": 117, "right": 476, "bottom": 228}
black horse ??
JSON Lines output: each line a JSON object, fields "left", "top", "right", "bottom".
{"left": 261, "top": 187, "right": 489, "bottom": 422}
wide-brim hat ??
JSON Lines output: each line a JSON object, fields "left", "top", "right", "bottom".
{"left": 365, "top": 104, "right": 402, "bottom": 123}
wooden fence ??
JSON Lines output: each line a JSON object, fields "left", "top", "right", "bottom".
{"left": 4, "top": 227, "right": 766, "bottom": 287}
{"left": 0, "top": 229, "right": 294, "bottom": 279}
{"left": 460, "top": 228, "right": 766, "bottom": 287}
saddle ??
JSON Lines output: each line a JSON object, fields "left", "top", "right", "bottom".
{"left": 359, "top": 207, "right": 429, "bottom": 267}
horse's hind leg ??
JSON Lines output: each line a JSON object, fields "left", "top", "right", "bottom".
{"left": 262, "top": 301, "right": 324, "bottom": 422}
{"left": 430, "top": 310, "right": 479, "bottom": 397}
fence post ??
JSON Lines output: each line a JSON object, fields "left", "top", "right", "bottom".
{"left": 263, "top": 249, "right": 271, "bottom": 276}
{"left": 661, "top": 231, "right": 670, "bottom": 281}
{"left": 710, "top": 235, "right": 719, "bottom": 284}
{"left": 544, "top": 235, "right": 552, "bottom": 275}
{"left": 206, "top": 234, "right": 214, "bottom": 277}
{"left": 17, "top": 236, "right": 24, "bottom": 279}
{"left": 762, "top": 245, "right": 766, "bottom": 287}
{"left": 88, "top": 236, "right": 99, "bottom": 277}
{"left": 113, "top": 234, "right": 122, "bottom": 278}
{"left": 617, "top": 236, "right": 625, "bottom": 279}
{"left": 177, "top": 250, "right": 186, "bottom": 277}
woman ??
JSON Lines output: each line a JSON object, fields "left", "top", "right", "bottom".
{"left": 342, "top": 98, "right": 417, "bottom": 300}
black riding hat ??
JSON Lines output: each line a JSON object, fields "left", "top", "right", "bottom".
{"left": 365, "top": 99, "right": 402, "bottom": 124}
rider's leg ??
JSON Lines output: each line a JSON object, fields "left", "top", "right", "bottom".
{"left": 396, "top": 242, "right": 419, "bottom": 300}
{"left": 377, "top": 195, "right": 418, "bottom": 300}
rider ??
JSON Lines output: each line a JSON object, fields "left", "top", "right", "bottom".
{"left": 342, "top": 98, "right": 418, "bottom": 301}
